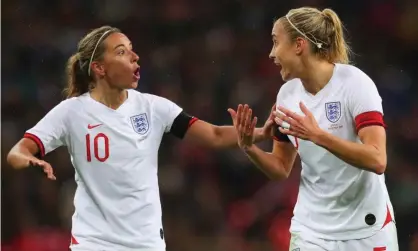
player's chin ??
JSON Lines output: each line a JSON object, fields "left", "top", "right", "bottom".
{"left": 281, "top": 71, "right": 292, "bottom": 82}
{"left": 130, "top": 81, "right": 139, "bottom": 89}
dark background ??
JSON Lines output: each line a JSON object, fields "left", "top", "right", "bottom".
{"left": 2, "top": 0, "right": 418, "bottom": 250}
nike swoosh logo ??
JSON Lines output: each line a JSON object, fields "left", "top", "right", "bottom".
{"left": 88, "top": 123, "right": 103, "bottom": 129}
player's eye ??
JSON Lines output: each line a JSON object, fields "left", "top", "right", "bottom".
{"left": 118, "top": 49, "right": 125, "bottom": 55}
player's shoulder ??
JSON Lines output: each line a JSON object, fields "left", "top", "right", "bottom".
{"left": 335, "top": 63, "right": 376, "bottom": 89}
{"left": 277, "top": 78, "right": 302, "bottom": 98}
{"left": 127, "top": 89, "right": 155, "bottom": 101}
{"left": 132, "top": 90, "right": 173, "bottom": 105}
{"left": 53, "top": 96, "right": 83, "bottom": 112}
{"left": 127, "top": 89, "right": 177, "bottom": 112}
{"left": 125, "top": 89, "right": 154, "bottom": 105}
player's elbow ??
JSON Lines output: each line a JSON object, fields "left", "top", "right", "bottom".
{"left": 269, "top": 164, "right": 291, "bottom": 181}
{"left": 367, "top": 152, "right": 387, "bottom": 175}
{"left": 269, "top": 171, "right": 290, "bottom": 181}
{"left": 6, "top": 151, "right": 13, "bottom": 166}
{"left": 6, "top": 150, "right": 20, "bottom": 169}
{"left": 373, "top": 157, "right": 387, "bottom": 175}
{"left": 211, "top": 126, "right": 230, "bottom": 148}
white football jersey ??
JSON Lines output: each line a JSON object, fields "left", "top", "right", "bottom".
{"left": 24, "top": 89, "right": 183, "bottom": 251}
{"left": 275, "top": 64, "right": 394, "bottom": 240}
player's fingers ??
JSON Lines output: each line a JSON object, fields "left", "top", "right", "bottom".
{"left": 265, "top": 118, "right": 274, "bottom": 128}
{"left": 47, "top": 169, "right": 56, "bottom": 181}
{"left": 274, "top": 112, "right": 293, "bottom": 125}
{"left": 244, "top": 109, "right": 252, "bottom": 131}
{"left": 274, "top": 117, "right": 284, "bottom": 127}
{"left": 237, "top": 121, "right": 244, "bottom": 139}
{"left": 227, "top": 108, "right": 236, "bottom": 118}
{"left": 251, "top": 117, "right": 258, "bottom": 131}
{"left": 46, "top": 171, "right": 56, "bottom": 180}
{"left": 236, "top": 104, "right": 243, "bottom": 126}
{"left": 228, "top": 108, "right": 237, "bottom": 125}
{"left": 41, "top": 163, "right": 56, "bottom": 180}
{"left": 241, "top": 104, "right": 249, "bottom": 125}
{"left": 299, "top": 102, "right": 312, "bottom": 117}
{"left": 29, "top": 159, "right": 42, "bottom": 166}
{"left": 245, "top": 113, "right": 252, "bottom": 136}
{"left": 278, "top": 106, "right": 303, "bottom": 122}
{"left": 279, "top": 127, "right": 297, "bottom": 137}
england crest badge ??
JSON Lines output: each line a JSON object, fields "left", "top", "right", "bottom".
{"left": 130, "top": 113, "right": 149, "bottom": 135}
{"left": 325, "top": 102, "right": 341, "bottom": 123}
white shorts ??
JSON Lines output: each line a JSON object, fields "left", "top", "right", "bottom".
{"left": 289, "top": 222, "right": 399, "bottom": 251}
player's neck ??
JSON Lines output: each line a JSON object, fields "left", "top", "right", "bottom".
{"left": 300, "top": 60, "right": 335, "bottom": 95}
{"left": 90, "top": 84, "right": 128, "bottom": 110}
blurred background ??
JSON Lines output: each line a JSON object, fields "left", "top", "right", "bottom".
{"left": 2, "top": 0, "right": 418, "bottom": 250}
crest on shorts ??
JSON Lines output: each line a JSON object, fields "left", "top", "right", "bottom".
{"left": 130, "top": 113, "right": 149, "bottom": 135}
{"left": 325, "top": 102, "right": 341, "bottom": 123}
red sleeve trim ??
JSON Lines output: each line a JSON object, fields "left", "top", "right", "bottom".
{"left": 355, "top": 111, "right": 386, "bottom": 132}
{"left": 188, "top": 117, "right": 199, "bottom": 128}
{"left": 23, "top": 133, "right": 45, "bottom": 157}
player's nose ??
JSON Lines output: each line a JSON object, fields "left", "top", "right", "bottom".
{"left": 131, "top": 51, "right": 139, "bottom": 62}
{"left": 269, "top": 48, "right": 275, "bottom": 59}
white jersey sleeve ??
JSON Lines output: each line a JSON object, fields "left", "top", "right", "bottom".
{"left": 152, "top": 96, "right": 183, "bottom": 133}
{"left": 24, "top": 100, "right": 69, "bottom": 157}
{"left": 346, "top": 70, "right": 385, "bottom": 132}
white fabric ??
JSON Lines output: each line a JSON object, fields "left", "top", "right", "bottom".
{"left": 26, "top": 89, "right": 182, "bottom": 251}
{"left": 276, "top": 64, "right": 394, "bottom": 240}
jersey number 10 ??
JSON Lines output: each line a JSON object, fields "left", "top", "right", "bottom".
{"left": 86, "top": 133, "right": 109, "bottom": 162}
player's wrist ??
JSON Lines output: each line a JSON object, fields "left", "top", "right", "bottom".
{"left": 311, "top": 129, "right": 328, "bottom": 146}
{"left": 241, "top": 144, "right": 255, "bottom": 154}
{"left": 253, "top": 128, "right": 264, "bottom": 142}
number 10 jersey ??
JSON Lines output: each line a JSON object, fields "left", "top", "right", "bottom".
{"left": 24, "top": 89, "right": 183, "bottom": 251}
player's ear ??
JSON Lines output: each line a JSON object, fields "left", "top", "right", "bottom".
{"left": 295, "top": 37, "right": 305, "bottom": 56}
{"left": 91, "top": 62, "right": 106, "bottom": 78}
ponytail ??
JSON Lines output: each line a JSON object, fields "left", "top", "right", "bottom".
{"left": 322, "top": 9, "right": 351, "bottom": 64}
{"left": 281, "top": 7, "right": 351, "bottom": 64}
{"left": 64, "top": 53, "right": 90, "bottom": 98}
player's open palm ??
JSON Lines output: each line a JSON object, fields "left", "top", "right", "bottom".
{"left": 29, "top": 158, "right": 56, "bottom": 180}
{"left": 274, "top": 102, "right": 322, "bottom": 142}
{"left": 228, "top": 104, "right": 258, "bottom": 149}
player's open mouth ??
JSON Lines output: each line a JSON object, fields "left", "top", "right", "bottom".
{"left": 133, "top": 67, "right": 140, "bottom": 80}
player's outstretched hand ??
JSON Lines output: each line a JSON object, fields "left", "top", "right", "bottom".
{"left": 261, "top": 104, "right": 277, "bottom": 139}
{"left": 228, "top": 104, "right": 258, "bottom": 150}
{"left": 29, "top": 158, "right": 56, "bottom": 180}
{"left": 273, "top": 102, "right": 322, "bottom": 142}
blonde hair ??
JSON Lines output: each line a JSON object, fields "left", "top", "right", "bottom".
{"left": 278, "top": 7, "right": 351, "bottom": 64}
{"left": 64, "top": 26, "right": 120, "bottom": 98}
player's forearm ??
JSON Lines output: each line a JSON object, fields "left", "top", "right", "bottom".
{"left": 7, "top": 146, "right": 33, "bottom": 169}
{"left": 313, "top": 131, "right": 386, "bottom": 174}
{"left": 243, "top": 145, "right": 290, "bottom": 180}
{"left": 213, "top": 126, "right": 265, "bottom": 148}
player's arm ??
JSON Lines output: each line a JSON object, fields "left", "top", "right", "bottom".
{"left": 7, "top": 137, "right": 43, "bottom": 169}
{"left": 313, "top": 125, "right": 386, "bottom": 174}
{"left": 184, "top": 104, "right": 275, "bottom": 148}
{"left": 171, "top": 111, "right": 267, "bottom": 148}
{"left": 7, "top": 101, "right": 68, "bottom": 179}
{"left": 313, "top": 74, "right": 387, "bottom": 174}
{"left": 243, "top": 135, "right": 297, "bottom": 180}
{"left": 184, "top": 122, "right": 268, "bottom": 149}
